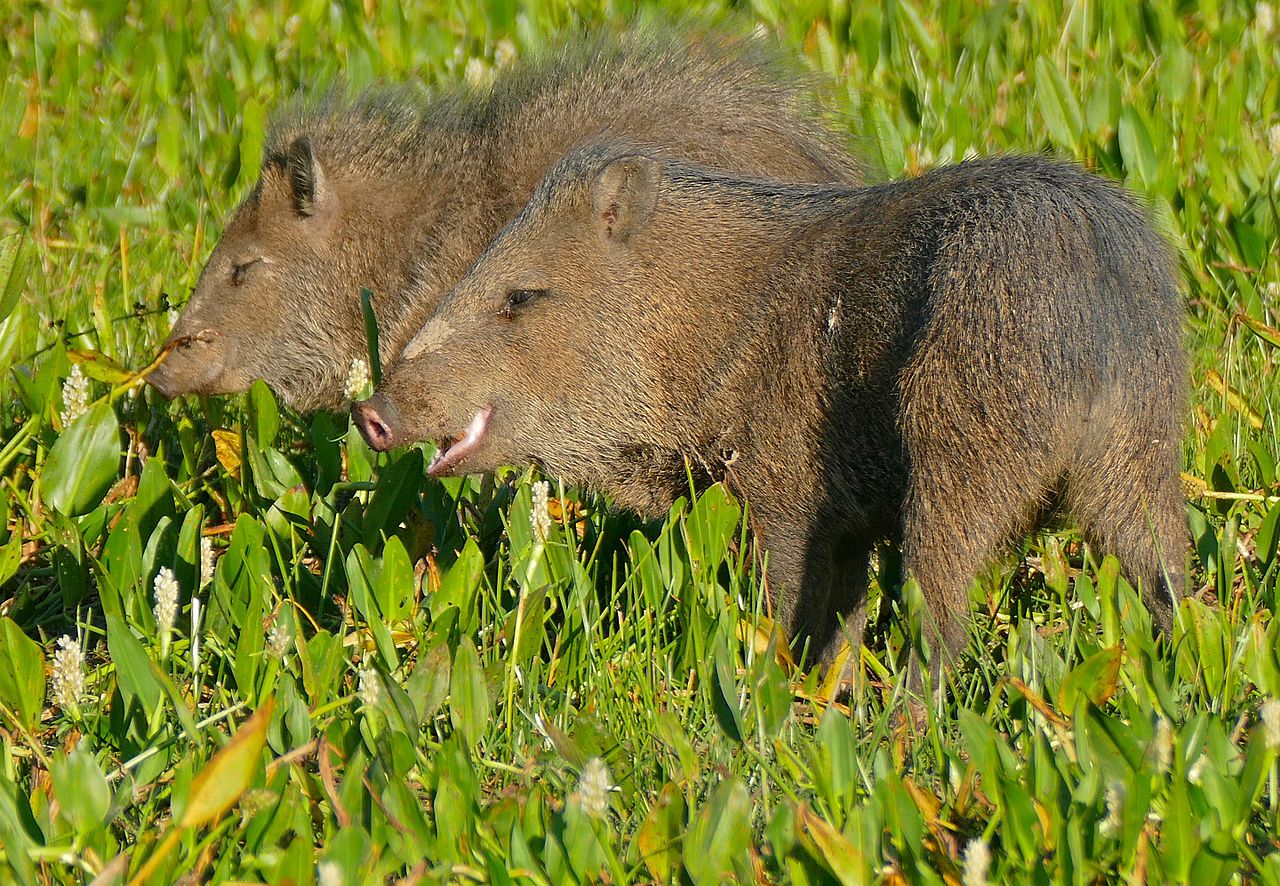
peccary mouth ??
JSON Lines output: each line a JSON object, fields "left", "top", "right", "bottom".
{"left": 427, "top": 406, "right": 494, "bottom": 477}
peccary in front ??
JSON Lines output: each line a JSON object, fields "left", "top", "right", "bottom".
{"left": 355, "top": 146, "right": 1188, "bottom": 675}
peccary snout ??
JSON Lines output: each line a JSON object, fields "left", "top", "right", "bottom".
{"left": 353, "top": 394, "right": 402, "bottom": 452}
{"left": 147, "top": 330, "right": 234, "bottom": 399}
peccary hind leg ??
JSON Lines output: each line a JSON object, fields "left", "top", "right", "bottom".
{"left": 1066, "top": 428, "right": 1188, "bottom": 634}
{"left": 900, "top": 460, "right": 1053, "bottom": 692}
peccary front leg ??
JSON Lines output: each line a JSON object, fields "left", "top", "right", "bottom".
{"left": 759, "top": 535, "right": 833, "bottom": 667}
{"left": 750, "top": 509, "right": 875, "bottom": 673}
{"left": 748, "top": 505, "right": 838, "bottom": 668}
{"left": 824, "top": 537, "right": 874, "bottom": 667}
{"left": 815, "top": 536, "right": 874, "bottom": 695}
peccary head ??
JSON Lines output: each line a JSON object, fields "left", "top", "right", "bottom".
{"left": 149, "top": 137, "right": 359, "bottom": 409}
{"left": 357, "top": 146, "right": 773, "bottom": 502}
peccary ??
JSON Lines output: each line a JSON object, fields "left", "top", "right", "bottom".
{"left": 353, "top": 145, "right": 1189, "bottom": 676}
{"left": 148, "top": 29, "right": 863, "bottom": 411}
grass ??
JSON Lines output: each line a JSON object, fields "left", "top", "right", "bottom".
{"left": 1, "top": 0, "right": 1279, "bottom": 883}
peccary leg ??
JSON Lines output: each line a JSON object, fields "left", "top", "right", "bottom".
{"left": 818, "top": 535, "right": 874, "bottom": 695}
{"left": 898, "top": 520, "right": 974, "bottom": 689}
{"left": 823, "top": 536, "right": 874, "bottom": 665}
{"left": 749, "top": 509, "right": 838, "bottom": 668}
{"left": 1067, "top": 432, "right": 1187, "bottom": 635}
{"left": 900, "top": 469, "right": 1048, "bottom": 691}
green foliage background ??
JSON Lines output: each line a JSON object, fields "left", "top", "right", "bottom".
{"left": 1, "top": 0, "right": 1279, "bottom": 882}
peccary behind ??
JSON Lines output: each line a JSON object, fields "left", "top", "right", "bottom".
{"left": 356, "top": 147, "right": 1189, "bottom": 675}
{"left": 149, "top": 29, "right": 862, "bottom": 411}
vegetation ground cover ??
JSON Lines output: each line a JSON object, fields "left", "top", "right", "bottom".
{"left": 1, "top": 1, "right": 1279, "bottom": 882}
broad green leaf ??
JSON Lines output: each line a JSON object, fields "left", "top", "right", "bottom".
{"left": 683, "top": 777, "right": 750, "bottom": 886}
{"left": 105, "top": 614, "right": 164, "bottom": 717}
{"left": 405, "top": 637, "right": 451, "bottom": 725}
{"left": 655, "top": 711, "right": 699, "bottom": 785}
{"left": 248, "top": 380, "right": 279, "bottom": 448}
{"left": 432, "top": 537, "right": 484, "bottom": 627}
{"left": 0, "top": 233, "right": 32, "bottom": 322}
{"left": 236, "top": 98, "right": 265, "bottom": 191}
{"left": 1117, "top": 105, "right": 1157, "bottom": 187}
{"left": 0, "top": 788, "right": 37, "bottom": 883}
{"left": 376, "top": 535, "right": 415, "bottom": 624}
{"left": 299, "top": 630, "right": 346, "bottom": 708}
{"left": 635, "top": 782, "right": 687, "bottom": 883}
{"left": 1189, "top": 829, "right": 1240, "bottom": 885}
{"left": 1034, "top": 56, "right": 1083, "bottom": 149}
{"left": 66, "top": 348, "right": 133, "bottom": 384}
{"left": 321, "top": 822, "right": 373, "bottom": 883}
{"left": 1257, "top": 499, "right": 1280, "bottom": 569}
{"left": 42, "top": 401, "right": 121, "bottom": 516}
{"left": 711, "top": 639, "right": 744, "bottom": 743}
{"left": 683, "top": 482, "right": 740, "bottom": 580}
{"left": 51, "top": 744, "right": 111, "bottom": 835}
{"left": 345, "top": 544, "right": 397, "bottom": 669}
{"left": 814, "top": 709, "right": 859, "bottom": 817}
{"left": 0, "top": 532, "right": 23, "bottom": 595}
{"left": 1057, "top": 646, "right": 1122, "bottom": 710}
{"left": 1158, "top": 41, "right": 1193, "bottom": 103}
{"left": 360, "top": 287, "right": 382, "bottom": 384}
{"left": 1161, "top": 776, "right": 1198, "bottom": 880}
{"left": 1081, "top": 703, "right": 1145, "bottom": 775}
{"left": 450, "top": 638, "right": 489, "bottom": 748}
{"left": 361, "top": 449, "right": 423, "bottom": 548}
{"left": 1085, "top": 72, "right": 1121, "bottom": 134}
{"left": 0, "top": 618, "right": 45, "bottom": 730}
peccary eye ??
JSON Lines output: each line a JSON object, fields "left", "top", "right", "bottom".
{"left": 501, "top": 288, "right": 546, "bottom": 317}
{"left": 230, "top": 257, "right": 263, "bottom": 286}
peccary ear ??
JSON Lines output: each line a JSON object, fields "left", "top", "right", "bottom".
{"left": 284, "top": 136, "right": 335, "bottom": 219}
{"left": 591, "top": 156, "right": 660, "bottom": 241}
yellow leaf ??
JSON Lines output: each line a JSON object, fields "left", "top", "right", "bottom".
{"left": 67, "top": 348, "right": 135, "bottom": 384}
{"left": 212, "top": 429, "right": 241, "bottom": 478}
{"left": 1236, "top": 311, "right": 1280, "bottom": 349}
{"left": 546, "top": 496, "right": 588, "bottom": 538}
{"left": 797, "top": 804, "right": 868, "bottom": 886}
{"left": 814, "top": 641, "right": 853, "bottom": 703}
{"left": 1003, "top": 677, "right": 1071, "bottom": 728}
{"left": 902, "top": 776, "right": 943, "bottom": 824}
{"left": 1205, "top": 369, "right": 1264, "bottom": 429}
{"left": 179, "top": 700, "right": 273, "bottom": 828}
{"left": 18, "top": 76, "right": 38, "bottom": 140}
{"left": 734, "top": 614, "right": 795, "bottom": 670}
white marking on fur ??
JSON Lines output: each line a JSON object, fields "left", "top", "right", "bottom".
{"left": 403, "top": 317, "right": 454, "bottom": 360}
